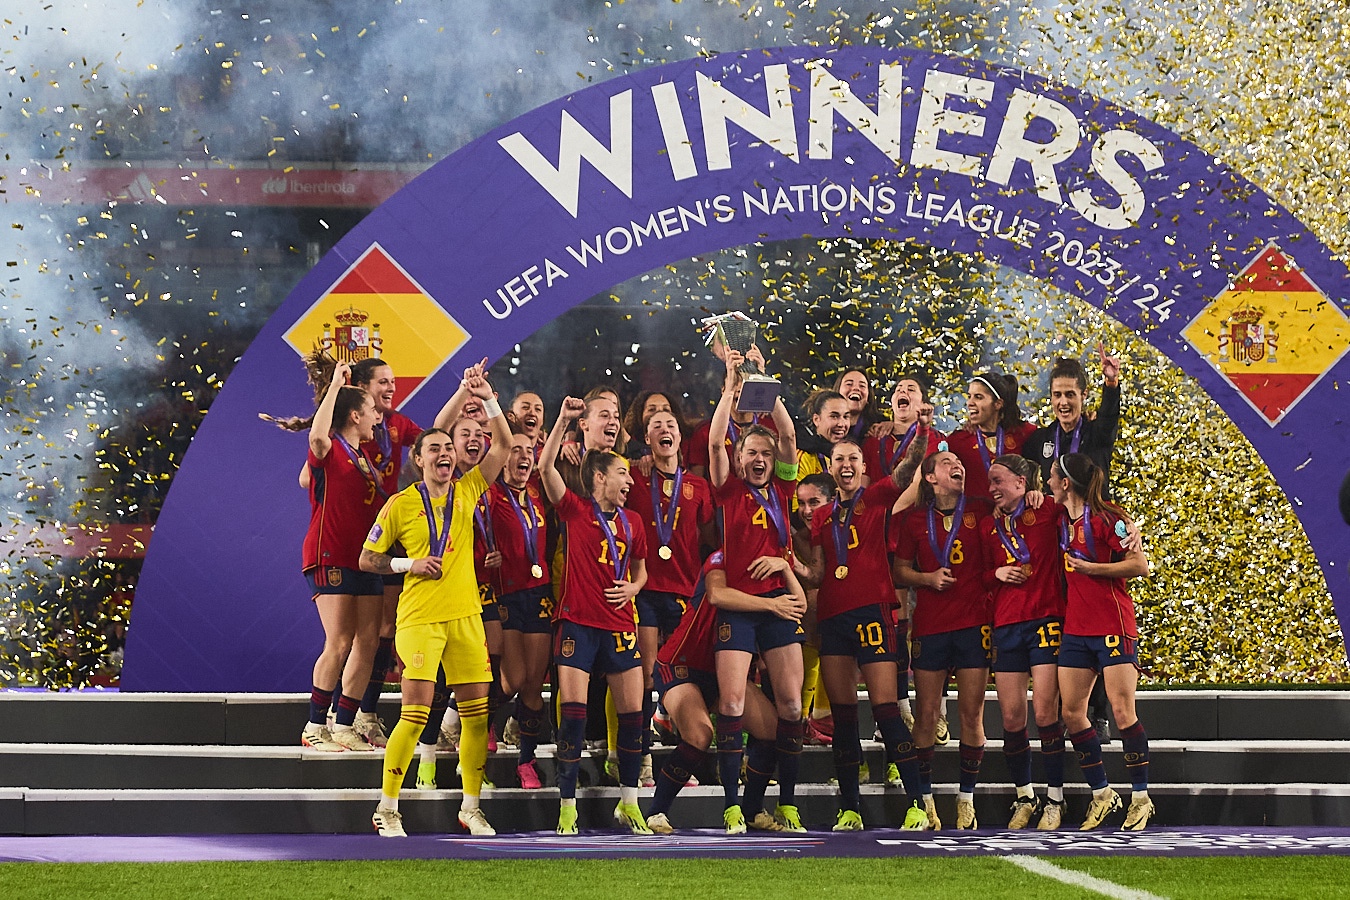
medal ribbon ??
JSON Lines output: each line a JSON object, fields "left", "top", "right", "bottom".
{"left": 830, "top": 495, "right": 858, "bottom": 575}
{"left": 651, "top": 467, "right": 683, "bottom": 552}
{"left": 373, "top": 420, "right": 392, "bottom": 470}
{"left": 505, "top": 483, "right": 542, "bottom": 569}
{"left": 1058, "top": 505, "right": 1096, "bottom": 560}
{"left": 416, "top": 481, "right": 453, "bottom": 557}
{"left": 994, "top": 498, "right": 1032, "bottom": 566}
{"left": 335, "top": 433, "right": 388, "bottom": 498}
{"left": 975, "top": 426, "right": 1005, "bottom": 471}
{"left": 592, "top": 500, "right": 634, "bottom": 581}
{"left": 883, "top": 423, "right": 920, "bottom": 474}
{"left": 1053, "top": 418, "right": 1084, "bottom": 456}
{"left": 749, "top": 482, "right": 789, "bottom": 548}
{"left": 473, "top": 495, "right": 496, "bottom": 552}
{"left": 926, "top": 494, "right": 967, "bottom": 568}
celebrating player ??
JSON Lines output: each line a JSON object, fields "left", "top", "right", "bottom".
{"left": 947, "top": 373, "right": 1036, "bottom": 502}
{"left": 1049, "top": 452, "right": 1153, "bottom": 831}
{"left": 299, "top": 362, "right": 385, "bottom": 753}
{"left": 982, "top": 455, "right": 1068, "bottom": 830}
{"left": 626, "top": 409, "right": 715, "bottom": 786}
{"left": 862, "top": 375, "right": 944, "bottom": 481}
{"left": 539, "top": 397, "right": 652, "bottom": 836}
{"left": 486, "top": 430, "right": 555, "bottom": 789}
{"left": 893, "top": 449, "right": 994, "bottom": 830}
{"left": 645, "top": 556, "right": 806, "bottom": 832}
{"left": 805, "top": 435, "right": 930, "bottom": 831}
{"left": 708, "top": 347, "right": 807, "bottom": 833}
{"left": 360, "top": 364, "right": 512, "bottom": 838}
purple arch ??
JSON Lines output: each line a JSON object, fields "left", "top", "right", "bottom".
{"left": 124, "top": 46, "right": 1350, "bottom": 690}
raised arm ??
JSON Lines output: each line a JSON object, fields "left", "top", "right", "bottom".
{"left": 430, "top": 356, "right": 488, "bottom": 431}
{"left": 540, "top": 396, "right": 585, "bottom": 504}
{"left": 308, "top": 361, "right": 351, "bottom": 461}
{"left": 769, "top": 393, "right": 797, "bottom": 469}
{"left": 708, "top": 352, "right": 740, "bottom": 489}
{"left": 465, "top": 368, "right": 512, "bottom": 484}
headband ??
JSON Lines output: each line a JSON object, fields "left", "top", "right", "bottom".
{"left": 972, "top": 375, "right": 1002, "bottom": 400}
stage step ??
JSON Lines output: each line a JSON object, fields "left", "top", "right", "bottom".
{"left": 2, "top": 690, "right": 1345, "bottom": 833}
{"left": 5, "top": 690, "right": 1349, "bottom": 745}
{"left": 2, "top": 740, "right": 1347, "bottom": 791}
{"left": 4, "top": 783, "right": 1347, "bottom": 836}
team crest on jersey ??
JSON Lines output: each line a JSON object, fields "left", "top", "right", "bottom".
{"left": 326, "top": 568, "right": 342, "bottom": 587}
{"left": 683, "top": 482, "right": 694, "bottom": 500}
{"left": 963, "top": 513, "right": 977, "bottom": 528}
{"left": 719, "top": 623, "right": 732, "bottom": 643}
{"left": 674, "top": 665, "right": 689, "bottom": 679}
{"left": 1023, "top": 510, "right": 1037, "bottom": 526}
{"left": 561, "top": 638, "right": 575, "bottom": 658}
{"left": 855, "top": 500, "right": 866, "bottom": 514}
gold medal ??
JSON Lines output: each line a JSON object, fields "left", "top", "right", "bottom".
{"left": 1021, "top": 564, "right": 1033, "bottom": 577}
{"left": 531, "top": 563, "right": 544, "bottom": 579}
{"left": 942, "top": 515, "right": 954, "bottom": 531}
{"left": 662, "top": 479, "right": 674, "bottom": 498}
{"left": 835, "top": 565, "right": 849, "bottom": 579}
{"left": 658, "top": 545, "right": 673, "bottom": 560}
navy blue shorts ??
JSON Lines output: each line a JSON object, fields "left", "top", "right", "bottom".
{"left": 1058, "top": 632, "right": 1138, "bottom": 671}
{"left": 654, "top": 661, "right": 718, "bottom": 709}
{"left": 554, "top": 620, "right": 642, "bottom": 675}
{"left": 912, "top": 624, "right": 991, "bottom": 672}
{"left": 636, "top": 590, "right": 687, "bottom": 634}
{"left": 499, "top": 584, "right": 556, "bottom": 634}
{"left": 306, "top": 566, "right": 383, "bottom": 598}
{"left": 991, "top": 616, "right": 1062, "bottom": 672}
{"left": 819, "top": 604, "right": 900, "bottom": 664}
{"left": 479, "top": 582, "right": 501, "bottom": 624}
{"left": 716, "top": 598, "right": 805, "bottom": 655}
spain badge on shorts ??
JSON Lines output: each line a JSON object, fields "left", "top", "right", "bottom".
{"left": 326, "top": 568, "right": 342, "bottom": 588}
{"left": 561, "top": 638, "right": 575, "bottom": 658}
{"left": 674, "top": 665, "right": 688, "bottom": 679}
{"left": 911, "top": 640, "right": 922, "bottom": 661}
{"left": 719, "top": 623, "right": 732, "bottom": 643}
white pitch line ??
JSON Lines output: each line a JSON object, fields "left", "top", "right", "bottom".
{"left": 1003, "top": 855, "right": 1168, "bottom": 900}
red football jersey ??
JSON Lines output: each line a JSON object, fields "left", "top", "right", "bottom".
{"left": 713, "top": 473, "right": 795, "bottom": 596}
{"left": 809, "top": 479, "right": 903, "bottom": 619}
{"left": 628, "top": 467, "right": 714, "bottom": 596}
{"left": 1062, "top": 509, "right": 1138, "bottom": 638}
{"left": 862, "top": 423, "right": 945, "bottom": 480}
{"left": 487, "top": 479, "right": 551, "bottom": 596}
{"left": 554, "top": 490, "right": 647, "bottom": 632}
{"left": 686, "top": 416, "right": 778, "bottom": 470}
{"left": 945, "top": 421, "right": 1037, "bottom": 501}
{"left": 302, "top": 443, "right": 382, "bottom": 571}
{"left": 895, "top": 498, "right": 994, "bottom": 637}
{"left": 979, "top": 497, "right": 1067, "bottom": 627}
{"left": 363, "top": 410, "right": 420, "bottom": 498}
{"left": 656, "top": 553, "right": 724, "bottom": 675}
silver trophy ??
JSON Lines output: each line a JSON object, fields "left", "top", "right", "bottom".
{"left": 701, "top": 312, "right": 781, "bottom": 414}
